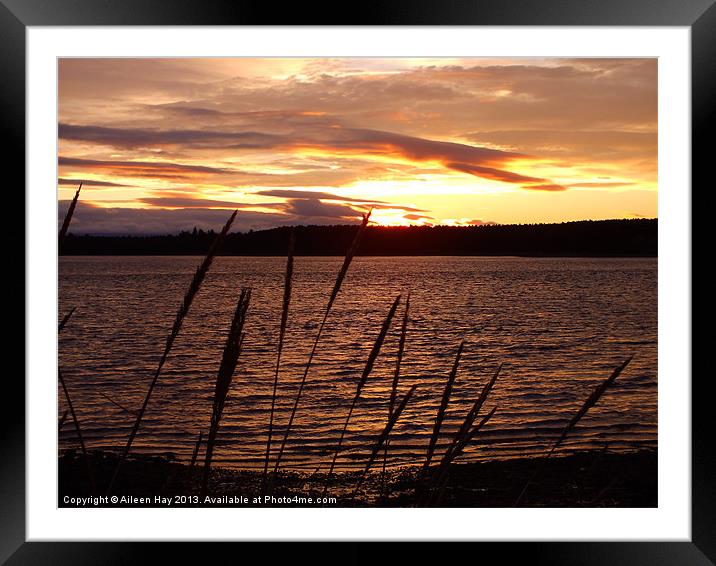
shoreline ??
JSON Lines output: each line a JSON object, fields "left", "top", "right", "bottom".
{"left": 58, "top": 219, "right": 658, "bottom": 257}
{"left": 59, "top": 448, "right": 657, "bottom": 508}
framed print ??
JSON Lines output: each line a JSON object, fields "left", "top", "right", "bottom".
{"left": 5, "top": 0, "right": 710, "bottom": 563}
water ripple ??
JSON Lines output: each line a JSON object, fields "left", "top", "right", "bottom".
{"left": 59, "top": 256, "right": 657, "bottom": 470}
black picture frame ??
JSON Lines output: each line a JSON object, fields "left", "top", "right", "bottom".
{"left": 4, "top": 1, "right": 708, "bottom": 563}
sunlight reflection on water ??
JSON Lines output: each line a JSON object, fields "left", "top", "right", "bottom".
{"left": 59, "top": 256, "right": 657, "bottom": 470}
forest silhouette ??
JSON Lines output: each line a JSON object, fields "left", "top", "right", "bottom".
{"left": 59, "top": 218, "right": 656, "bottom": 257}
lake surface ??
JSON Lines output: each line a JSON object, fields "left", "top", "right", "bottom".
{"left": 59, "top": 256, "right": 657, "bottom": 471}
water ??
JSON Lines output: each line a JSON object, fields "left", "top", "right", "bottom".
{"left": 59, "top": 256, "right": 657, "bottom": 471}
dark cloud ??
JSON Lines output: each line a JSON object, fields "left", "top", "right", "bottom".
{"left": 58, "top": 201, "right": 249, "bottom": 235}
{"left": 402, "top": 213, "right": 434, "bottom": 221}
{"left": 254, "top": 189, "right": 427, "bottom": 212}
{"left": 136, "top": 197, "right": 285, "bottom": 209}
{"left": 446, "top": 162, "right": 548, "bottom": 185}
{"left": 59, "top": 122, "right": 534, "bottom": 186}
{"left": 283, "top": 198, "right": 362, "bottom": 220}
{"left": 255, "top": 189, "right": 379, "bottom": 203}
{"left": 58, "top": 177, "right": 130, "bottom": 188}
{"left": 59, "top": 123, "right": 281, "bottom": 149}
{"left": 317, "top": 127, "right": 522, "bottom": 165}
{"left": 58, "top": 156, "right": 234, "bottom": 179}
{"left": 58, "top": 200, "right": 362, "bottom": 235}
{"left": 58, "top": 154, "right": 380, "bottom": 188}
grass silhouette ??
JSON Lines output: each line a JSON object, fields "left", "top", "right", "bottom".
{"left": 58, "top": 211, "right": 644, "bottom": 506}
{"left": 107, "top": 210, "right": 238, "bottom": 495}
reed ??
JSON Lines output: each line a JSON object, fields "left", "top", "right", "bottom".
{"left": 450, "top": 406, "right": 498, "bottom": 461}
{"left": 323, "top": 294, "right": 401, "bottom": 492}
{"left": 326, "top": 211, "right": 372, "bottom": 314}
{"left": 201, "top": 288, "right": 251, "bottom": 499}
{"left": 381, "top": 294, "right": 410, "bottom": 494}
{"left": 423, "top": 340, "right": 464, "bottom": 474}
{"left": 58, "top": 307, "right": 76, "bottom": 333}
{"left": 380, "top": 441, "right": 389, "bottom": 498}
{"left": 273, "top": 211, "right": 371, "bottom": 474}
{"left": 58, "top": 182, "right": 82, "bottom": 247}
{"left": 190, "top": 431, "right": 203, "bottom": 470}
{"left": 424, "top": 363, "right": 502, "bottom": 504}
{"left": 56, "top": 278, "right": 93, "bottom": 491}
{"left": 59, "top": 368, "right": 95, "bottom": 494}
{"left": 99, "top": 391, "right": 138, "bottom": 417}
{"left": 389, "top": 293, "right": 410, "bottom": 417}
{"left": 58, "top": 409, "right": 68, "bottom": 431}
{"left": 428, "top": 406, "right": 498, "bottom": 506}
{"left": 262, "top": 231, "right": 295, "bottom": 494}
{"left": 514, "top": 356, "right": 633, "bottom": 506}
{"left": 352, "top": 383, "right": 418, "bottom": 498}
{"left": 440, "top": 363, "right": 502, "bottom": 468}
{"left": 107, "top": 210, "right": 237, "bottom": 495}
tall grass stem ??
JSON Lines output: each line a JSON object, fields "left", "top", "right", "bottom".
{"left": 107, "top": 210, "right": 237, "bottom": 495}
{"left": 262, "top": 231, "right": 294, "bottom": 494}
{"left": 423, "top": 341, "right": 464, "bottom": 473}
{"left": 352, "top": 383, "right": 418, "bottom": 498}
{"left": 201, "top": 288, "right": 251, "bottom": 498}
{"left": 273, "top": 211, "right": 371, "bottom": 474}
{"left": 58, "top": 182, "right": 82, "bottom": 247}
{"left": 59, "top": 368, "right": 95, "bottom": 494}
{"left": 323, "top": 294, "right": 401, "bottom": 493}
{"left": 514, "top": 356, "right": 632, "bottom": 506}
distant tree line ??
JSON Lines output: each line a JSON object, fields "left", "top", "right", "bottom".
{"left": 59, "top": 219, "right": 657, "bottom": 257}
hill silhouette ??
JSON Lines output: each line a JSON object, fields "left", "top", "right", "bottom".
{"left": 59, "top": 219, "right": 657, "bottom": 257}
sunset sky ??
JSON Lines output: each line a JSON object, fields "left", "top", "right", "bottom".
{"left": 58, "top": 57, "right": 657, "bottom": 234}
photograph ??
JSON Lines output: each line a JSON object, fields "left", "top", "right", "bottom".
{"left": 57, "top": 56, "right": 658, "bottom": 509}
